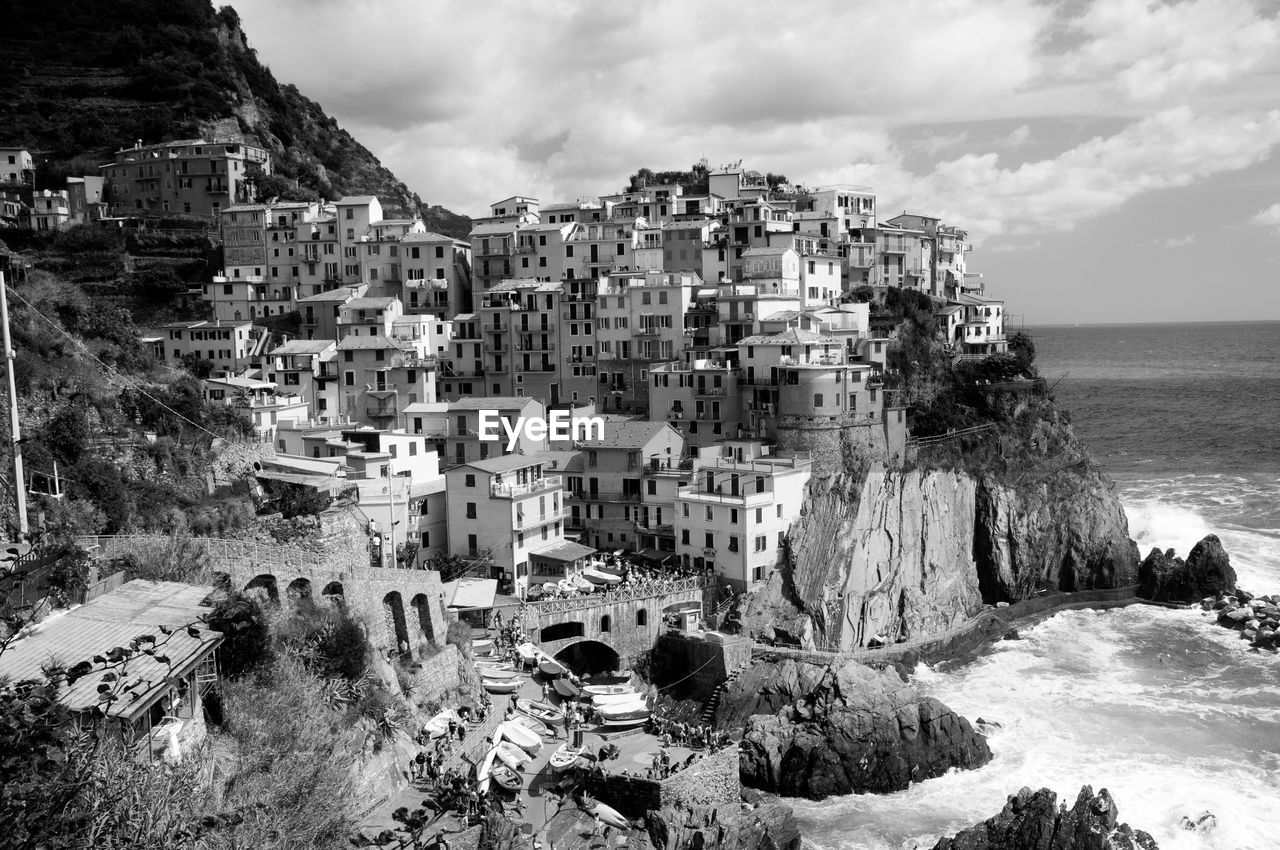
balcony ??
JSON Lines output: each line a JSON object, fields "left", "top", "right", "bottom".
{"left": 516, "top": 340, "right": 556, "bottom": 352}
{"left": 636, "top": 327, "right": 661, "bottom": 337}
{"left": 739, "top": 375, "right": 778, "bottom": 388}
{"left": 365, "top": 404, "right": 397, "bottom": 420}
{"left": 694, "top": 386, "right": 727, "bottom": 397}
{"left": 492, "top": 474, "right": 563, "bottom": 499}
{"left": 483, "top": 322, "right": 508, "bottom": 333}
{"left": 634, "top": 520, "right": 675, "bottom": 535}
{"left": 569, "top": 489, "right": 641, "bottom": 503}
{"left": 514, "top": 506, "right": 565, "bottom": 529}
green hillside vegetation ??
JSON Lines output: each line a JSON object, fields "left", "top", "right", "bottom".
{"left": 0, "top": 0, "right": 471, "bottom": 236}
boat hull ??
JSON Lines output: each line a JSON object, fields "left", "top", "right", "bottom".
{"left": 516, "top": 698, "right": 565, "bottom": 725}
{"left": 498, "top": 720, "right": 543, "bottom": 754}
{"left": 539, "top": 659, "right": 567, "bottom": 677}
{"left": 552, "top": 678, "right": 581, "bottom": 698}
{"left": 482, "top": 678, "right": 519, "bottom": 694}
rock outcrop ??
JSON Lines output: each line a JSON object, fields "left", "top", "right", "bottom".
{"left": 744, "top": 460, "right": 1138, "bottom": 652}
{"left": 1200, "top": 587, "right": 1280, "bottom": 651}
{"left": 732, "top": 658, "right": 991, "bottom": 800}
{"left": 645, "top": 799, "right": 802, "bottom": 850}
{"left": 931, "top": 786, "right": 1159, "bottom": 850}
{"left": 1137, "top": 535, "right": 1237, "bottom": 602}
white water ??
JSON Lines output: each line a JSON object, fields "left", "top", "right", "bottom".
{"left": 795, "top": 495, "right": 1280, "bottom": 849}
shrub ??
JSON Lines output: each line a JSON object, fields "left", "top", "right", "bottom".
{"left": 207, "top": 592, "right": 272, "bottom": 679}
{"left": 445, "top": 620, "right": 471, "bottom": 653}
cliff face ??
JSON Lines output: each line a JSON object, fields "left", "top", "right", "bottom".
{"left": 745, "top": 455, "right": 1137, "bottom": 651}
{"left": 931, "top": 786, "right": 1159, "bottom": 850}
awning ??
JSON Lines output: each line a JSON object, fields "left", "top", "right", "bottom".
{"left": 581, "top": 567, "right": 622, "bottom": 585}
{"left": 531, "top": 540, "right": 597, "bottom": 563}
{"left": 636, "top": 548, "right": 675, "bottom": 565}
{"left": 442, "top": 577, "right": 497, "bottom": 610}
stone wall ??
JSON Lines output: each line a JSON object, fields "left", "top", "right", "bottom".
{"left": 413, "top": 643, "right": 463, "bottom": 703}
{"left": 209, "top": 440, "right": 277, "bottom": 491}
{"left": 651, "top": 632, "right": 752, "bottom": 703}
{"left": 776, "top": 409, "right": 907, "bottom": 470}
{"left": 586, "top": 747, "right": 741, "bottom": 817}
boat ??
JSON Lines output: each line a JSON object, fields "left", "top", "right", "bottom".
{"left": 475, "top": 744, "right": 499, "bottom": 794}
{"left": 515, "top": 643, "right": 540, "bottom": 665}
{"left": 497, "top": 720, "right": 543, "bottom": 754}
{"left": 548, "top": 743, "right": 584, "bottom": 773}
{"left": 582, "top": 684, "right": 633, "bottom": 697}
{"left": 495, "top": 740, "right": 531, "bottom": 770}
{"left": 556, "top": 578, "right": 577, "bottom": 595}
{"left": 599, "top": 713, "right": 650, "bottom": 729}
{"left": 516, "top": 698, "right": 565, "bottom": 724}
{"left": 538, "top": 657, "right": 567, "bottom": 677}
{"left": 472, "top": 638, "right": 495, "bottom": 655}
{"left": 482, "top": 677, "right": 519, "bottom": 694}
{"left": 596, "top": 699, "right": 650, "bottom": 724}
{"left": 552, "top": 677, "right": 581, "bottom": 699}
{"left": 509, "top": 713, "right": 551, "bottom": 738}
{"left": 489, "top": 763, "right": 523, "bottom": 793}
{"left": 570, "top": 573, "right": 595, "bottom": 592}
{"left": 583, "top": 797, "right": 630, "bottom": 830}
{"left": 422, "top": 708, "right": 461, "bottom": 739}
{"left": 541, "top": 582, "right": 560, "bottom": 596}
{"left": 476, "top": 666, "right": 519, "bottom": 681}
{"left": 591, "top": 691, "right": 643, "bottom": 707}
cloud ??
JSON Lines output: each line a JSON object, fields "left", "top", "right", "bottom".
{"left": 231, "top": 0, "right": 1280, "bottom": 234}
{"left": 1132, "top": 234, "right": 1198, "bottom": 248}
{"left": 984, "top": 239, "right": 1043, "bottom": 253}
{"left": 1252, "top": 203, "right": 1280, "bottom": 233}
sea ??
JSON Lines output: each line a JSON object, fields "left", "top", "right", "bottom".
{"left": 795, "top": 321, "right": 1280, "bottom": 850}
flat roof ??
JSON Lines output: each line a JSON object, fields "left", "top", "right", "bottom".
{"left": 531, "top": 540, "right": 596, "bottom": 562}
{"left": 0, "top": 580, "right": 222, "bottom": 719}
{"left": 443, "top": 577, "right": 497, "bottom": 610}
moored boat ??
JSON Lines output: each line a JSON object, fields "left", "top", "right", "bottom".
{"left": 422, "top": 708, "right": 461, "bottom": 739}
{"left": 516, "top": 697, "right": 565, "bottom": 724}
{"left": 591, "top": 690, "right": 643, "bottom": 707}
{"left": 583, "top": 797, "right": 630, "bottom": 829}
{"left": 548, "top": 743, "right": 584, "bottom": 773}
{"left": 552, "top": 677, "right": 581, "bottom": 698}
{"left": 515, "top": 642, "right": 539, "bottom": 665}
{"left": 582, "top": 683, "right": 632, "bottom": 697}
{"left": 489, "top": 763, "right": 523, "bottom": 792}
{"left": 570, "top": 573, "right": 595, "bottom": 592}
{"left": 482, "top": 677, "right": 519, "bottom": 694}
{"left": 476, "top": 744, "right": 499, "bottom": 794}
{"left": 476, "top": 666, "right": 519, "bottom": 680}
{"left": 498, "top": 720, "right": 543, "bottom": 754}
{"left": 539, "top": 657, "right": 567, "bottom": 677}
{"left": 472, "top": 638, "right": 495, "bottom": 655}
{"left": 495, "top": 740, "right": 531, "bottom": 770}
{"left": 596, "top": 699, "right": 649, "bottom": 724}
{"left": 509, "top": 713, "right": 551, "bottom": 738}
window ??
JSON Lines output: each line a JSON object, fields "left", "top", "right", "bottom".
{"left": 637, "top": 609, "right": 647, "bottom": 626}
{"left": 704, "top": 532, "right": 714, "bottom": 548}
{"left": 814, "top": 393, "right": 824, "bottom": 407}
{"left": 755, "top": 535, "right": 768, "bottom": 552}
{"left": 465, "top": 474, "right": 476, "bottom": 487}
{"left": 681, "top": 529, "right": 690, "bottom": 545}
{"left": 344, "top": 371, "right": 354, "bottom": 386}
{"left": 728, "top": 536, "right": 739, "bottom": 553}
{"left": 730, "top": 508, "right": 739, "bottom": 524}
{"left": 465, "top": 502, "right": 477, "bottom": 519}
{"left": 600, "top": 615, "right": 611, "bottom": 633}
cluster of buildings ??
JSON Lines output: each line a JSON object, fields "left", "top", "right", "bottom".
{"left": 6, "top": 138, "right": 1011, "bottom": 598}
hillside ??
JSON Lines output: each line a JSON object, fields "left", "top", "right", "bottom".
{"left": 0, "top": 0, "right": 471, "bottom": 237}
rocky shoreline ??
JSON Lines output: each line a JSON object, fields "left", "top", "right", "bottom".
{"left": 930, "top": 786, "right": 1160, "bottom": 850}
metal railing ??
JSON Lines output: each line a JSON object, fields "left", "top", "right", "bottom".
{"left": 523, "top": 575, "right": 708, "bottom": 615}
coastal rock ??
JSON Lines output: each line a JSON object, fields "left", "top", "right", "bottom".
{"left": 1137, "top": 535, "right": 1237, "bottom": 603}
{"left": 931, "top": 786, "right": 1159, "bottom": 850}
{"left": 644, "top": 800, "right": 802, "bottom": 850}
{"left": 733, "top": 659, "right": 991, "bottom": 800}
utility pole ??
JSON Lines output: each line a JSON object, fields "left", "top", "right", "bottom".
{"left": 0, "top": 269, "right": 29, "bottom": 539}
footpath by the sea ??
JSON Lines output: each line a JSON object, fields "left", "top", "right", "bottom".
{"left": 752, "top": 586, "right": 1188, "bottom": 670}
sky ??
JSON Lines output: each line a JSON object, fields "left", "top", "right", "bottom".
{"left": 230, "top": 0, "right": 1280, "bottom": 324}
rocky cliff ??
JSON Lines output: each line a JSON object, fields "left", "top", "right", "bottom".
{"left": 729, "top": 657, "right": 992, "bottom": 800}
{"left": 931, "top": 786, "right": 1159, "bottom": 850}
{"left": 745, "top": 438, "right": 1138, "bottom": 651}
{"left": 1137, "top": 534, "right": 1237, "bottom": 602}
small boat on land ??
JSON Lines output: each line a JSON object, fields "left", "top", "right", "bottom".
{"left": 582, "top": 684, "right": 633, "bottom": 697}
{"left": 539, "top": 657, "right": 567, "bottom": 677}
{"left": 510, "top": 713, "right": 551, "bottom": 738}
{"left": 596, "top": 699, "right": 650, "bottom": 724}
{"left": 570, "top": 573, "right": 595, "bottom": 592}
{"left": 516, "top": 698, "right": 565, "bottom": 724}
{"left": 422, "top": 708, "right": 461, "bottom": 739}
{"left": 482, "top": 677, "right": 519, "bottom": 694}
{"left": 476, "top": 744, "right": 499, "bottom": 794}
{"left": 496, "top": 740, "right": 531, "bottom": 770}
{"left": 549, "top": 743, "right": 584, "bottom": 772}
{"left": 498, "top": 720, "right": 543, "bottom": 754}
{"left": 472, "top": 638, "right": 494, "bottom": 655}
{"left": 583, "top": 797, "right": 630, "bottom": 830}
{"left": 552, "top": 677, "right": 581, "bottom": 699}
{"left": 599, "top": 714, "right": 649, "bottom": 729}
{"left": 582, "top": 567, "right": 622, "bottom": 585}
{"left": 516, "top": 643, "right": 539, "bottom": 665}
{"left": 591, "top": 691, "right": 643, "bottom": 707}
{"left": 490, "top": 763, "right": 522, "bottom": 792}
{"left": 476, "top": 666, "right": 519, "bottom": 681}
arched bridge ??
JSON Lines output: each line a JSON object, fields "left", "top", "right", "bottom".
{"left": 77, "top": 534, "right": 449, "bottom": 659}
{"left": 518, "top": 576, "right": 711, "bottom": 666}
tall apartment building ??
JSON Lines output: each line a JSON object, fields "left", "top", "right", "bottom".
{"left": 101, "top": 139, "right": 269, "bottom": 218}
{"left": 564, "top": 421, "right": 684, "bottom": 552}
{"left": 264, "top": 339, "right": 343, "bottom": 425}
{"left": 595, "top": 271, "right": 697, "bottom": 413}
{"left": 673, "top": 440, "right": 812, "bottom": 592}
{"left": 0, "top": 147, "right": 33, "bottom": 185}
{"left": 156, "top": 319, "right": 262, "bottom": 375}
{"left": 402, "top": 230, "right": 471, "bottom": 317}
{"left": 477, "top": 279, "right": 563, "bottom": 401}
{"left": 29, "top": 190, "right": 70, "bottom": 231}
{"left": 335, "top": 333, "right": 438, "bottom": 430}
{"left": 443, "top": 397, "right": 547, "bottom": 467}
{"left": 648, "top": 356, "right": 744, "bottom": 449}
{"left": 66, "top": 176, "right": 104, "bottom": 223}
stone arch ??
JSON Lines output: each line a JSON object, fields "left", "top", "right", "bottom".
{"left": 244, "top": 574, "right": 279, "bottom": 605}
{"left": 636, "top": 608, "right": 647, "bottom": 627}
{"left": 599, "top": 614, "right": 611, "bottom": 633}
{"left": 540, "top": 621, "right": 585, "bottom": 643}
{"left": 553, "top": 639, "right": 620, "bottom": 676}
{"left": 411, "top": 593, "right": 435, "bottom": 644}
{"left": 321, "top": 581, "right": 345, "bottom": 609}
{"left": 286, "top": 577, "right": 312, "bottom": 604}
{"left": 383, "top": 591, "right": 410, "bottom": 656}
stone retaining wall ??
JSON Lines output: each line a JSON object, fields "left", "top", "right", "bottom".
{"left": 586, "top": 746, "right": 741, "bottom": 817}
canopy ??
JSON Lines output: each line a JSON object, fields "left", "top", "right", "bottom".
{"left": 443, "top": 577, "right": 498, "bottom": 610}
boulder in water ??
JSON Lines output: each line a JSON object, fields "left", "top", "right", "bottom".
{"left": 931, "top": 785, "right": 1159, "bottom": 849}
{"left": 1138, "top": 535, "right": 1237, "bottom": 603}
{"left": 1178, "top": 811, "right": 1216, "bottom": 834}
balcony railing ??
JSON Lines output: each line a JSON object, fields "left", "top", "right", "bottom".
{"left": 694, "top": 386, "right": 727, "bottom": 397}
{"left": 514, "top": 506, "right": 565, "bottom": 529}
{"left": 569, "top": 489, "right": 641, "bottom": 503}
{"left": 491, "top": 475, "right": 563, "bottom": 499}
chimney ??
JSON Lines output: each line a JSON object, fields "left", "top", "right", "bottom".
{"left": 136, "top": 140, "right": 142, "bottom": 150}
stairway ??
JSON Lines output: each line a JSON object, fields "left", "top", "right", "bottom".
{"left": 699, "top": 660, "right": 750, "bottom": 724}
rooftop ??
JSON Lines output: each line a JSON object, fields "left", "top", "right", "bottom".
{"left": 0, "top": 580, "right": 222, "bottom": 719}
{"left": 270, "top": 340, "right": 335, "bottom": 356}
{"left": 336, "top": 195, "right": 378, "bottom": 206}
{"left": 335, "top": 334, "right": 407, "bottom": 351}
{"left": 448, "top": 397, "right": 535, "bottom": 411}
{"left": 577, "top": 420, "right": 673, "bottom": 450}
{"left": 297, "top": 288, "right": 360, "bottom": 303}
{"left": 460, "top": 454, "right": 551, "bottom": 475}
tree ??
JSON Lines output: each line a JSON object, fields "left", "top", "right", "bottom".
{"left": 1009, "top": 331, "right": 1036, "bottom": 371}
{"left": 206, "top": 593, "right": 271, "bottom": 680}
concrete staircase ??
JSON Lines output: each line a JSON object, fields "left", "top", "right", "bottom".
{"left": 698, "top": 660, "right": 751, "bottom": 724}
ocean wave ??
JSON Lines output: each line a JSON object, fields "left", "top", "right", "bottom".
{"left": 797, "top": 606, "right": 1280, "bottom": 850}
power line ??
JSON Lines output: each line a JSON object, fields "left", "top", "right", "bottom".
{"left": 3, "top": 283, "right": 227, "bottom": 442}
